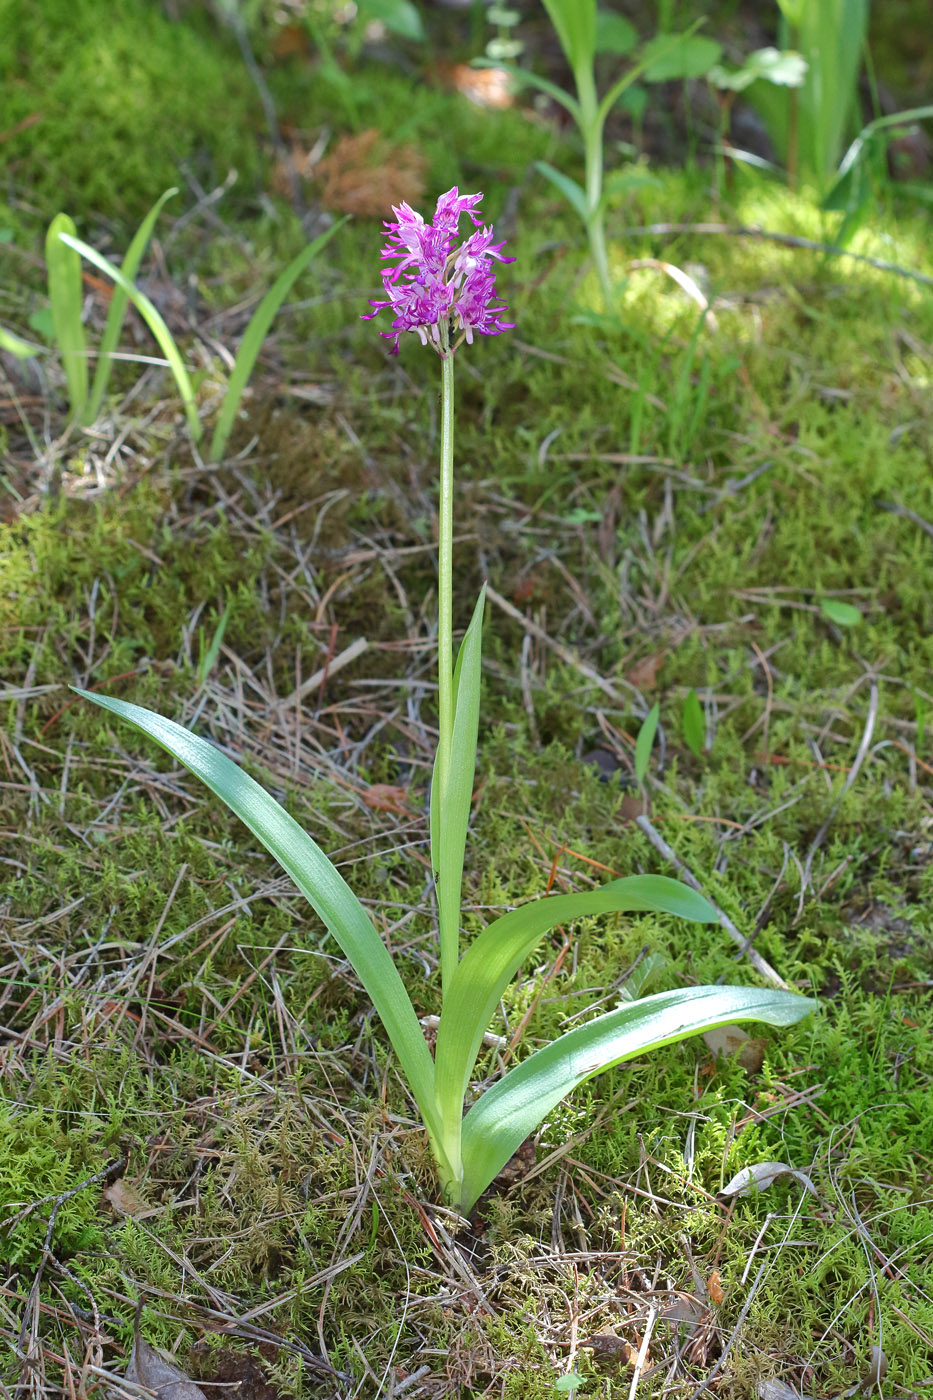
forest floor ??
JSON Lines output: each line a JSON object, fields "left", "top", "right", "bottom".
{"left": 2, "top": 2, "right": 933, "bottom": 1397}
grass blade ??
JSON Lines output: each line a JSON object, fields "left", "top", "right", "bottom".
{"left": 46, "top": 214, "right": 87, "bottom": 422}
{"left": 535, "top": 162, "right": 589, "bottom": 222}
{"left": 58, "top": 233, "right": 201, "bottom": 442}
{"left": 434, "top": 876, "right": 716, "bottom": 1128}
{"left": 634, "top": 702, "right": 660, "bottom": 782}
{"left": 0, "top": 325, "right": 40, "bottom": 358}
{"left": 209, "top": 219, "right": 345, "bottom": 461}
{"left": 84, "top": 187, "right": 178, "bottom": 426}
{"left": 458, "top": 984, "right": 815, "bottom": 1211}
{"left": 72, "top": 689, "right": 440, "bottom": 1140}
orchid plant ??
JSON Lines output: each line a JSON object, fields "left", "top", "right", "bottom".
{"left": 76, "top": 191, "right": 814, "bottom": 1214}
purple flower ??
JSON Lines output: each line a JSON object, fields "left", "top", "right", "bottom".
{"left": 363, "top": 187, "right": 514, "bottom": 354}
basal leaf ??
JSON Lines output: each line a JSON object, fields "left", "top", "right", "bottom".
{"left": 458, "top": 985, "right": 815, "bottom": 1210}
{"left": 72, "top": 690, "right": 440, "bottom": 1141}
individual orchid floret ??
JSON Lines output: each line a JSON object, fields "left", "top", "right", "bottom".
{"left": 363, "top": 186, "right": 514, "bottom": 354}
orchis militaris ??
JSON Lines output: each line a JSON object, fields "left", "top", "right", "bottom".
{"left": 74, "top": 190, "right": 814, "bottom": 1214}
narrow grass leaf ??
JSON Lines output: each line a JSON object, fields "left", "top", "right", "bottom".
{"left": 471, "top": 59, "right": 582, "bottom": 123}
{"left": 458, "top": 985, "right": 815, "bottom": 1211}
{"left": 535, "top": 162, "right": 589, "bottom": 222}
{"left": 58, "top": 234, "right": 201, "bottom": 442}
{"left": 71, "top": 690, "right": 439, "bottom": 1134}
{"left": 434, "top": 876, "right": 716, "bottom": 1121}
{"left": 46, "top": 214, "right": 87, "bottom": 421}
{"left": 634, "top": 702, "right": 660, "bottom": 782}
{"left": 0, "top": 325, "right": 40, "bottom": 358}
{"left": 196, "top": 602, "right": 231, "bottom": 685}
{"left": 84, "top": 187, "right": 178, "bottom": 426}
{"left": 682, "top": 689, "right": 705, "bottom": 757}
{"left": 431, "top": 587, "right": 485, "bottom": 994}
{"left": 209, "top": 218, "right": 345, "bottom": 462}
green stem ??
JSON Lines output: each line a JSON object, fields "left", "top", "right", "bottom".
{"left": 579, "top": 71, "right": 613, "bottom": 313}
{"left": 436, "top": 346, "right": 455, "bottom": 988}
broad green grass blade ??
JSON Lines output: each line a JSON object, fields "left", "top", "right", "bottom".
{"left": 458, "top": 984, "right": 815, "bottom": 1211}
{"left": 798, "top": 0, "right": 867, "bottom": 184}
{"left": 84, "top": 187, "right": 178, "bottom": 426}
{"left": 72, "top": 689, "right": 439, "bottom": 1137}
{"left": 431, "top": 587, "right": 485, "bottom": 995}
{"left": 541, "top": 0, "right": 596, "bottom": 75}
{"left": 209, "top": 219, "right": 345, "bottom": 462}
{"left": 46, "top": 214, "right": 87, "bottom": 422}
{"left": 59, "top": 234, "right": 201, "bottom": 442}
{"left": 434, "top": 876, "right": 716, "bottom": 1121}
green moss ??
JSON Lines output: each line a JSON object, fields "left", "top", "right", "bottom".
{"left": 0, "top": 0, "right": 263, "bottom": 226}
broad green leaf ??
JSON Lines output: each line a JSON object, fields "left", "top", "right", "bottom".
{"left": 594, "top": 10, "right": 637, "bottom": 56}
{"left": 775, "top": 0, "right": 805, "bottom": 24}
{"left": 541, "top": 0, "right": 596, "bottom": 75}
{"left": 0, "top": 324, "right": 40, "bottom": 359}
{"left": 634, "top": 702, "right": 660, "bottom": 783}
{"left": 819, "top": 598, "right": 861, "bottom": 627}
{"left": 210, "top": 219, "right": 345, "bottom": 461}
{"left": 28, "top": 308, "right": 54, "bottom": 340}
{"left": 642, "top": 33, "right": 722, "bottom": 82}
{"left": 46, "top": 214, "right": 87, "bottom": 422}
{"left": 59, "top": 233, "right": 201, "bottom": 442}
{"left": 358, "top": 0, "right": 424, "bottom": 40}
{"left": 431, "top": 587, "right": 486, "bottom": 994}
{"left": 797, "top": 0, "right": 867, "bottom": 182}
{"left": 85, "top": 187, "right": 178, "bottom": 427}
{"left": 535, "top": 162, "right": 589, "bottom": 221}
{"left": 458, "top": 984, "right": 815, "bottom": 1210}
{"left": 71, "top": 690, "right": 441, "bottom": 1145}
{"left": 434, "top": 875, "right": 716, "bottom": 1123}
{"left": 682, "top": 689, "right": 705, "bottom": 758}
{"left": 554, "top": 1378, "right": 585, "bottom": 1394}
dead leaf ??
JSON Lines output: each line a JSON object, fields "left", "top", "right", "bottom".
{"left": 271, "top": 23, "right": 310, "bottom": 59}
{"left": 102, "top": 1178, "right": 157, "bottom": 1219}
{"left": 661, "top": 1294, "right": 707, "bottom": 1335}
{"left": 436, "top": 62, "right": 514, "bottom": 109}
{"left": 627, "top": 652, "right": 665, "bottom": 690}
{"left": 862, "top": 1344, "right": 887, "bottom": 1391}
{"left": 126, "top": 1337, "right": 208, "bottom": 1400}
{"left": 707, "top": 1269, "right": 725, "bottom": 1305}
{"left": 759, "top": 1381, "right": 808, "bottom": 1400}
{"left": 616, "top": 791, "right": 645, "bottom": 824}
{"left": 362, "top": 784, "right": 410, "bottom": 814}
{"left": 314, "top": 130, "right": 427, "bottom": 216}
{"left": 582, "top": 1333, "right": 637, "bottom": 1363}
{"left": 702, "top": 1025, "right": 766, "bottom": 1073}
{"left": 719, "top": 1161, "right": 817, "bottom": 1200}
{"left": 581, "top": 747, "right": 625, "bottom": 782}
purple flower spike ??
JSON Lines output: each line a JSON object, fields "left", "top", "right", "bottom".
{"left": 363, "top": 186, "right": 514, "bottom": 355}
